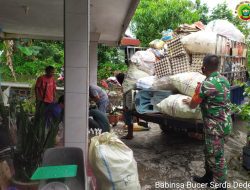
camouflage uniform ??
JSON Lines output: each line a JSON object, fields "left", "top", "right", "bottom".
{"left": 199, "top": 72, "right": 232, "bottom": 183}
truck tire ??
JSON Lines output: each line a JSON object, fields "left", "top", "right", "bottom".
{"left": 159, "top": 124, "right": 173, "bottom": 134}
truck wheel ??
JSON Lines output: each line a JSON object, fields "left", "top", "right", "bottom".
{"left": 159, "top": 124, "right": 173, "bottom": 134}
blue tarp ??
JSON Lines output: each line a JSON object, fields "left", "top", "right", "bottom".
{"left": 135, "top": 90, "right": 173, "bottom": 114}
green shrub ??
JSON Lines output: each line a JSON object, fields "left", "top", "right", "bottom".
{"left": 98, "top": 62, "right": 128, "bottom": 80}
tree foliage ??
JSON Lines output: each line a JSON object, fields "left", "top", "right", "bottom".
{"left": 209, "top": 2, "right": 234, "bottom": 22}
{"left": 97, "top": 44, "right": 127, "bottom": 80}
{"left": 0, "top": 39, "right": 64, "bottom": 82}
{"left": 98, "top": 44, "right": 124, "bottom": 65}
{"left": 195, "top": 0, "right": 209, "bottom": 24}
{"left": 132, "top": 0, "right": 250, "bottom": 46}
{"left": 131, "top": 0, "right": 201, "bottom": 46}
{"left": 209, "top": 2, "right": 250, "bottom": 38}
{"left": 208, "top": 2, "right": 250, "bottom": 68}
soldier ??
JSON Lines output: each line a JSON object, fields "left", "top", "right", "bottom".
{"left": 183, "top": 55, "right": 232, "bottom": 190}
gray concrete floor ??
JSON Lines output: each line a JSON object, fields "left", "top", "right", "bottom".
{"left": 113, "top": 119, "right": 250, "bottom": 190}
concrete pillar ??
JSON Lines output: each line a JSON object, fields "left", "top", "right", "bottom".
{"left": 64, "top": 0, "right": 89, "bottom": 164}
{"left": 89, "top": 33, "right": 100, "bottom": 85}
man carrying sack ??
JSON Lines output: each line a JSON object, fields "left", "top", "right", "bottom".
{"left": 183, "top": 55, "right": 232, "bottom": 190}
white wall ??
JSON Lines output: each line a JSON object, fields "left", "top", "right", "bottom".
{"left": 89, "top": 32, "right": 100, "bottom": 85}
{"left": 64, "top": 0, "right": 89, "bottom": 167}
{"left": 89, "top": 41, "right": 98, "bottom": 85}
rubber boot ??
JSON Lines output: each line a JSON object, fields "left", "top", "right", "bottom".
{"left": 193, "top": 169, "right": 213, "bottom": 187}
{"left": 216, "top": 183, "right": 227, "bottom": 190}
{"left": 121, "top": 124, "right": 133, "bottom": 139}
{"left": 127, "top": 124, "right": 134, "bottom": 138}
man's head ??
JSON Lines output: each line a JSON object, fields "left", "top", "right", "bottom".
{"left": 202, "top": 55, "right": 220, "bottom": 77}
{"left": 45, "top": 66, "right": 55, "bottom": 77}
{"left": 115, "top": 73, "right": 125, "bottom": 85}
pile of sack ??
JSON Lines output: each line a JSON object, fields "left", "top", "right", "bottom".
{"left": 155, "top": 72, "right": 205, "bottom": 119}
{"left": 123, "top": 19, "right": 246, "bottom": 120}
{"left": 132, "top": 71, "right": 206, "bottom": 119}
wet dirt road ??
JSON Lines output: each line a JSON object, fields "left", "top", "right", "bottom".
{"left": 114, "top": 119, "right": 250, "bottom": 190}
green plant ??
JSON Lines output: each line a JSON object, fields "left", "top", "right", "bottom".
{"left": 97, "top": 44, "right": 127, "bottom": 81}
{"left": 0, "top": 39, "right": 64, "bottom": 82}
{"left": 131, "top": 0, "right": 201, "bottom": 46}
{"left": 0, "top": 95, "right": 12, "bottom": 145}
{"left": 22, "top": 99, "right": 36, "bottom": 115}
{"left": 97, "top": 62, "right": 128, "bottom": 81}
{"left": 233, "top": 83, "right": 250, "bottom": 146}
{"left": 12, "top": 102, "right": 61, "bottom": 182}
{"left": 22, "top": 82, "right": 36, "bottom": 115}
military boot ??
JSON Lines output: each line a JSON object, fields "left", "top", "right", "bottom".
{"left": 216, "top": 182, "right": 228, "bottom": 190}
{"left": 193, "top": 169, "right": 213, "bottom": 187}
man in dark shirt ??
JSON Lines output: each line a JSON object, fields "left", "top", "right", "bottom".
{"left": 89, "top": 108, "right": 110, "bottom": 133}
{"left": 89, "top": 85, "right": 109, "bottom": 113}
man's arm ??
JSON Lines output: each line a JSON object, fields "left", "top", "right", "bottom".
{"left": 183, "top": 97, "right": 201, "bottom": 109}
{"left": 183, "top": 82, "right": 203, "bottom": 109}
{"left": 91, "top": 95, "right": 100, "bottom": 102}
{"left": 90, "top": 88, "right": 100, "bottom": 102}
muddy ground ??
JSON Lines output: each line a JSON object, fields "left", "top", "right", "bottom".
{"left": 113, "top": 119, "right": 250, "bottom": 190}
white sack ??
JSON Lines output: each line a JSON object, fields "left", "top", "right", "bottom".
{"left": 181, "top": 31, "right": 217, "bottom": 54}
{"left": 151, "top": 76, "right": 176, "bottom": 91}
{"left": 205, "top": 19, "right": 245, "bottom": 42}
{"left": 136, "top": 76, "right": 156, "bottom": 89}
{"left": 123, "top": 78, "right": 137, "bottom": 94}
{"left": 123, "top": 64, "right": 150, "bottom": 93}
{"left": 131, "top": 50, "right": 156, "bottom": 75}
{"left": 156, "top": 94, "right": 202, "bottom": 119}
{"left": 170, "top": 72, "right": 206, "bottom": 97}
{"left": 126, "top": 64, "right": 150, "bottom": 80}
{"left": 89, "top": 133, "right": 141, "bottom": 190}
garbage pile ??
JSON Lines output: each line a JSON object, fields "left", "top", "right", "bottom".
{"left": 124, "top": 19, "right": 248, "bottom": 119}
{"left": 175, "top": 21, "right": 205, "bottom": 37}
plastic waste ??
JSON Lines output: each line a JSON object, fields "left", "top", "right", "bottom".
{"left": 205, "top": 19, "right": 245, "bottom": 42}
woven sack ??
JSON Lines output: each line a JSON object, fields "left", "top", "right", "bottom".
{"left": 156, "top": 94, "right": 202, "bottom": 119}
{"left": 170, "top": 72, "right": 206, "bottom": 97}
{"left": 89, "top": 133, "right": 141, "bottom": 190}
{"left": 151, "top": 76, "right": 176, "bottom": 91}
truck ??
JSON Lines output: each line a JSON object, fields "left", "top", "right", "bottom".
{"left": 124, "top": 34, "right": 248, "bottom": 134}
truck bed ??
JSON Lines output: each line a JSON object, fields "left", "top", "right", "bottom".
{"left": 132, "top": 111, "right": 204, "bottom": 133}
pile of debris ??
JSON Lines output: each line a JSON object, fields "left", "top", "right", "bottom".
{"left": 175, "top": 21, "right": 205, "bottom": 37}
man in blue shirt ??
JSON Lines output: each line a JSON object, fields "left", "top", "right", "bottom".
{"left": 89, "top": 85, "right": 109, "bottom": 113}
